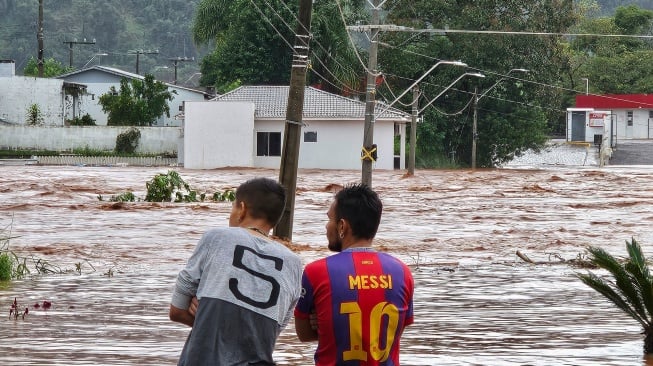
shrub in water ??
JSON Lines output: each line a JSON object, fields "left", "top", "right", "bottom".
{"left": 0, "top": 252, "right": 12, "bottom": 281}
{"left": 115, "top": 127, "right": 141, "bottom": 154}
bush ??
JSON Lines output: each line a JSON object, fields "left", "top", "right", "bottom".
{"left": 145, "top": 170, "right": 192, "bottom": 202}
{"left": 115, "top": 127, "right": 141, "bottom": 154}
{"left": 0, "top": 252, "right": 12, "bottom": 281}
{"left": 68, "top": 113, "right": 97, "bottom": 126}
{"left": 26, "top": 104, "right": 44, "bottom": 126}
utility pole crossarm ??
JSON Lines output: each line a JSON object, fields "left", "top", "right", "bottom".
{"left": 62, "top": 39, "right": 96, "bottom": 67}
{"left": 129, "top": 49, "right": 159, "bottom": 75}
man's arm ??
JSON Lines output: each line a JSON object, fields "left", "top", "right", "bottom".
{"left": 295, "top": 316, "right": 318, "bottom": 342}
{"left": 169, "top": 304, "right": 195, "bottom": 327}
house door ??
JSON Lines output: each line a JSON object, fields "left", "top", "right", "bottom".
{"left": 649, "top": 118, "right": 653, "bottom": 139}
{"left": 571, "top": 111, "right": 586, "bottom": 141}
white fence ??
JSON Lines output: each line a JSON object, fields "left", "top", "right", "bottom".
{"left": 31, "top": 155, "right": 178, "bottom": 167}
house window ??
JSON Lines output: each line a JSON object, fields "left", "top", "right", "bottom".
{"left": 649, "top": 110, "right": 653, "bottom": 119}
{"left": 256, "top": 132, "right": 281, "bottom": 156}
{"left": 304, "top": 131, "right": 317, "bottom": 142}
{"left": 627, "top": 111, "right": 633, "bottom": 126}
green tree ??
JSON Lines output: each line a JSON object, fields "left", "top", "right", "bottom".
{"left": 22, "top": 57, "right": 73, "bottom": 77}
{"left": 192, "top": 0, "right": 366, "bottom": 94}
{"left": 569, "top": 5, "right": 653, "bottom": 95}
{"left": 98, "top": 74, "right": 177, "bottom": 126}
{"left": 577, "top": 238, "right": 653, "bottom": 354}
{"left": 381, "top": 0, "right": 577, "bottom": 167}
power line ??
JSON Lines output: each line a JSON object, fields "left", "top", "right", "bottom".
{"left": 348, "top": 25, "right": 653, "bottom": 39}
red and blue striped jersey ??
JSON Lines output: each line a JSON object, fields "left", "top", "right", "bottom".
{"left": 295, "top": 248, "right": 414, "bottom": 365}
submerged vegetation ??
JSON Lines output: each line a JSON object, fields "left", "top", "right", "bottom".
{"left": 0, "top": 219, "right": 74, "bottom": 282}
{"left": 100, "top": 170, "right": 235, "bottom": 203}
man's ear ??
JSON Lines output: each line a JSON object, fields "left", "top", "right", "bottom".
{"left": 237, "top": 201, "right": 247, "bottom": 222}
{"left": 338, "top": 218, "right": 348, "bottom": 235}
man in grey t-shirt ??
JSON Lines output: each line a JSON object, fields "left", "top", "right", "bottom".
{"left": 170, "top": 178, "right": 302, "bottom": 366}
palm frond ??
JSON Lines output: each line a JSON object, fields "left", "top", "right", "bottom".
{"left": 624, "top": 238, "right": 653, "bottom": 322}
{"left": 586, "top": 246, "right": 649, "bottom": 321}
{"left": 577, "top": 271, "right": 649, "bottom": 328}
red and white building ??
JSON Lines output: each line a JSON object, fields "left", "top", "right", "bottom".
{"left": 567, "top": 94, "right": 653, "bottom": 145}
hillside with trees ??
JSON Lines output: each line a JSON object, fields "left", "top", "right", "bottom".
{"left": 0, "top": 0, "right": 203, "bottom": 85}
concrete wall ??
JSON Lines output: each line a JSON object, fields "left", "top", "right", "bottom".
{"left": 0, "top": 76, "right": 66, "bottom": 125}
{"left": 0, "top": 60, "right": 15, "bottom": 77}
{"left": 0, "top": 125, "right": 180, "bottom": 154}
{"left": 184, "top": 101, "right": 255, "bottom": 169}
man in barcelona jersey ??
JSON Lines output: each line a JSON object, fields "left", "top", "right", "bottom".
{"left": 295, "top": 183, "right": 414, "bottom": 365}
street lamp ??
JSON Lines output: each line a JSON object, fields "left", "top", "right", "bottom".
{"left": 580, "top": 77, "right": 589, "bottom": 95}
{"left": 376, "top": 60, "right": 468, "bottom": 117}
{"left": 405, "top": 71, "right": 484, "bottom": 175}
{"left": 418, "top": 72, "right": 486, "bottom": 114}
{"left": 471, "top": 68, "right": 529, "bottom": 169}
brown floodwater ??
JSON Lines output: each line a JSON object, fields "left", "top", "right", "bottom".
{"left": 1, "top": 165, "right": 653, "bottom": 365}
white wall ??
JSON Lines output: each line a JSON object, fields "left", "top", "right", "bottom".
{"left": 0, "top": 125, "right": 180, "bottom": 154}
{"left": 296, "top": 119, "right": 396, "bottom": 170}
{"left": 184, "top": 101, "right": 255, "bottom": 169}
{"left": 0, "top": 76, "right": 65, "bottom": 125}
{"left": 611, "top": 109, "right": 651, "bottom": 140}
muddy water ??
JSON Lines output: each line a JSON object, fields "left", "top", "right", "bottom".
{"left": 1, "top": 165, "right": 653, "bottom": 365}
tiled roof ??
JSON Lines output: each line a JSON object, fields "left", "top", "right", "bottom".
{"left": 212, "top": 86, "right": 410, "bottom": 121}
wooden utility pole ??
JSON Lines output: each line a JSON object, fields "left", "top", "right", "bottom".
{"left": 130, "top": 49, "right": 159, "bottom": 74}
{"left": 408, "top": 85, "right": 419, "bottom": 175}
{"left": 168, "top": 57, "right": 194, "bottom": 84}
{"left": 274, "top": 0, "right": 313, "bottom": 240}
{"left": 37, "top": 0, "right": 44, "bottom": 77}
{"left": 472, "top": 87, "right": 478, "bottom": 169}
{"left": 361, "top": 0, "right": 381, "bottom": 186}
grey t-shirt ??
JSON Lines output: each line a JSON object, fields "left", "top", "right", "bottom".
{"left": 171, "top": 227, "right": 303, "bottom": 366}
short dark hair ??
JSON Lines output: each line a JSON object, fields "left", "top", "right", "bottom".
{"left": 334, "top": 183, "right": 382, "bottom": 240}
{"left": 236, "top": 178, "right": 287, "bottom": 226}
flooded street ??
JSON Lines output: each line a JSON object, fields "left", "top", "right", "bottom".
{"left": 2, "top": 165, "right": 653, "bottom": 365}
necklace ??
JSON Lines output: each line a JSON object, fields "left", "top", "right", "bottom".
{"left": 247, "top": 227, "right": 269, "bottom": 237}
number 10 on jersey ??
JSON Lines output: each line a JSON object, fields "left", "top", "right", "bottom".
{"left": 340, "top": 301, "right": 400, "bottom": 362}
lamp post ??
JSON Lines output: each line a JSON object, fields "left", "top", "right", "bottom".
{"left": 471, "top": 68, "right": 529, "bottom": 169}
{"left": 581, "top": 77, "right": 589, "bottom": 95}
{"left": 376, "top": 60, "right": 468, "bottom": 118}
{"left": 366, "top": 60, "right": 467, "bottom": 185}
{"left": 404, "top": 71, "right": 484, "bottom": 174}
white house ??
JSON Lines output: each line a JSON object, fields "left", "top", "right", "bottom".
{"left": 56, "top": 65, "right": 210, "bottom": 126}
{"left": 0, "top": 59, "right": 86, "bottom": 126}
{"left": 183, "top": 86, "right": 411, "bottom": 170}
